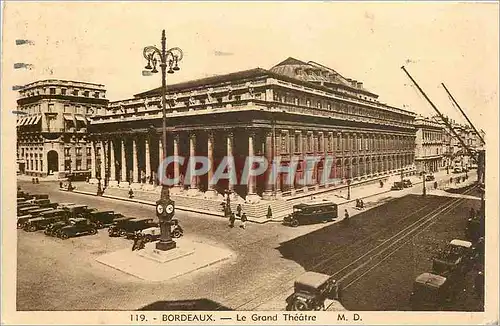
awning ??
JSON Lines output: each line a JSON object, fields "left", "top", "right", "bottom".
{"left": 75, "top": 115, "right": 87, "bottom": 124}
{"left": 16, "top": 118, "right": 23, "bottom": 127}
{"left": 32, "top": 115, "right": 41, "bottom": 125}
{"left": 63, "top": 113, "right": 74, "bottom": 121}
{"left": 20, "top": 117, "right": 29, "bottom": 126}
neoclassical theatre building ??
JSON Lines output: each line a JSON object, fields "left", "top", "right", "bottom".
{"left": 16, "top": 80, "right": 109, "bottom": 178}
{"left": 89, "top": 57, "right": 416, "bottom": 206}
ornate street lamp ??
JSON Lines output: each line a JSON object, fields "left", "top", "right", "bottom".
{"left": 143, "top": 30, "right": 183, "bottom": 252}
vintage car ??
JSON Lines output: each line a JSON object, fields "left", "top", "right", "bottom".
{"left": 32, "top": 199, "right": 58, "bottom": 209}
{"left": 44, "top": 221, "right": 70, "bottom": 236}
{"left": 108, "top": 217, "right": 135, "bottom": 237}
{"left": 402, "top": 179, "right": 413, "bottom": 188}
{"left": 31, "top": 194, "right": 50, "bottom": 200}
{"left": 57, "top": 202, "right": 76, "bottom": 209}
{"left": 17, "top": 214, "right": 33, "bottom": 229}
{"left": 410, "top": 272, "right": 455, "bottom": 311}
{"left": 21, "top": 207, "right": 54, "bottom": 218}
{"left": 425, "top": 174, "right": 436, "bottom": 181}
{"left": 24, "top": 215, "right": 67, "bottom": 232}
{"left": 285, "top": 271, "right": 341, "bottom": 311}
{"left": 391, "top": 181, "right": 404, "bottom": 191}
{"left": 140, "top": 226, "right": 162, "bottom": 242}
{"left": 63, "top": 204, "right": 94, "bottom": 219}
{"left": 283, "top": 202, "right": 338, "bottom": 227}
{"left": 465, "top": 216, "right": 484, "bottom": 242}
{"left": 87, "top": 210, "right": 122, "bottom": 229}
{"left": 17, "top": 203, "right": 40, "bottom": 215}
{"left": 432, "top": 239, "right": 475, "bottom": 277}
{"left": 122, "top": 218, "right": 159, "bottom": 239}
{"left": 58, "top": 218, "right": 98, "bottom": 239}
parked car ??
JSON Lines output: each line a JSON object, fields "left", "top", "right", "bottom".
{"left": 58, "top": 218, "right": 98, "bottom": 239}
{"left": 140, "top": 226, "right": 162, "bottom": 242}
{"left": 391, "top": 181, "right": 404, "bottom": 191}
{"left": 108, "top": 217, "right": 135, "bottom": 237}
{"left": 21, "top": 207, "right": 54, "bottom": 218}
{"left": 17, "top": 214, "right": 33, "bottom": 229}
{"left": 285, "top": 271, "right": 341, "bottom": 311}
{"left": 45, "top": 221, "right": 70, "bottom": 236}
{"left": 17, "top": 204, "right": 39, "bottom": 216}
{"left": 402, "top": 179, "right": 413, "bottom": 188}
{"left": 122, "top": 218, "right": 159, "bottom": 239}
{"left": 31, "top": 194, "right": 49, "bottom": 200}
{"left": 283, "top": 202, "right": 338, "bottom": 227}
{"left": 425, "top": 174, "right": 435, "bottom": 181}
{"left": 432, "top": 239, "right": 476, "bottom": 277}
{"left": 32, "top": 199, "right": 58, "bottom": 209}
{"left": 63, "top": 204, "right": 94, "bottom": 219}
{"left": 410, "top": 272, "right": 456, "bottom": 311}
{"left": 57, "top": 203, "right": 76, "bottom": 209}
{"left": 87, "top": 210, "right": 122, "bottom": 229}
{"left": 24, "top": 215, "right": 66, "bottom": 232}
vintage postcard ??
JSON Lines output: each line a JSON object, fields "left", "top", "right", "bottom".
{"left": 1, "top": 1, "right": 498, "bottom": 325}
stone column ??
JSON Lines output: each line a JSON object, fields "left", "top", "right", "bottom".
{"left": 109, "top": 139, "right": 117, "bottom": 186}
{"left": 145, "top": 137, "right": 151, "bottom": 183}
{"left": 246, "top": 131, "right": 261, "bottom": 203}
{"left": 227, "top": 132, "right": 235, "bottom": 194}
{"left": 186, "top": 133, "right": 200, "bottom": 196}
{"left": 120, "top": 139, "right": 127, "bottom": 186}
{"left": 100, "top": 141, "right": 106, "bottom": 183}
{"left": 132, "top": 137, "right": 139, "bottom": 184}
{"left": 204, "top": 131, "right": 218, "bottom": 198}
{"left": 171, "top": 134, "right": 182, "bottom": 192}
{"left": 90, "top": 141, "right": 97, "bottom": 183}
{"left": 262, "top": 131, "right": 274, "bottom": 199}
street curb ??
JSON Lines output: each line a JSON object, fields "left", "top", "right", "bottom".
{"left": 59, "top": 189, "right": 275, "bottom": 224}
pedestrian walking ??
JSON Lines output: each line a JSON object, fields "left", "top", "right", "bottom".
{"left": 229, "top": 212, "right": 236, "bottom": 228}
{"left": 128, "top": 187, "right": 134, "bottom": 199}
{"left": 132, "top": 232, "right": 140, "bottom": 251}
{"left": 236, "top": 204, "right": 242, "bottom": 217}
{"left": 359, "top": 199, "right": 364, "bottom": 209}
{"left": 469, "top": 207, "right": 476, "bottom": 219}
{"left": 344, "top": 209, "right": 350, "bottom": 221}
{"left": 266, "top": 205, "right": 273, "bottom": 219}
{"left": 240, "top": 213, "right": 248, "bottom": 229}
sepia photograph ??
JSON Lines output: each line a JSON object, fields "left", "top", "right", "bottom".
{"left": 1, "top": 1, "right": 498, "bottom": 325}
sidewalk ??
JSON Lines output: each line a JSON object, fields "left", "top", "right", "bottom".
{"left": 58, "top": 168, "right": 476, "bottom": 224}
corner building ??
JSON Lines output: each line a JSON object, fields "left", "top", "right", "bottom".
{"left": 16, "top": 80, "right": 109, "bottom": 178}
{"left": 90, "top": 58, "right": 416, "bottom": 205}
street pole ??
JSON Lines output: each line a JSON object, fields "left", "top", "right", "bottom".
{"left": 422, "top": 172, "right": 426, "bottom": 196}
{"left": 347, "top": 179, "right": 351, "bottom": 200}
{"left": 160, "top": 30, "right": 169, "bottom": 199}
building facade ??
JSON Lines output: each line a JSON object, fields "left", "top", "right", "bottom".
{"left": 414, "top": 116, "right": 445, "bottom": 173}
{"left": 16, "top": 80, "right": 109, "bottom": 178}
{"left": 89, "top": 58, "right": 416, "bottom": 202}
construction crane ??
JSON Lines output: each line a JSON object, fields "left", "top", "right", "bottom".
{"left": 400, "top": 66, "right": 478, "bottom": 164}
{"left": 441, "top": 83, "right": 485, "bottom": 145}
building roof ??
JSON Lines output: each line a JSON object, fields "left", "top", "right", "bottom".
{"left": 21, "top": 79, "right": 106, "bottom": 91}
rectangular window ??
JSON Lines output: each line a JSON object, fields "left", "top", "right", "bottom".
{"left": 94, "top": 92, "right": 99, "bottom": 98}
{"left": 317, "top": 101, "right": 321, "bottom": 109}
{"left": 73, "top": 89, "right": 79, "bottom": 96}
{"left": 64, "top": 148, "right": 70, "bottom": 156}
{"left": 49, "top": 88, "right": 56, "bottom": 95}
{"left": 76, "top": 159, "right": 82, "bottom": 170}
{"left": 48, "top": 104, "right": 55, "bottom": 112}
{"left": 281, "top": 134, "right": 288, "bottom": 153}
{"left": 294, "top": 134, "right": 300, "bottom": 153}
{"left": 61, "top": 88, "right": 67, "bottom": 95}
{"left": 76, "top": 147, "right": 82, "bottom": 156}
{"left": 86, "top": 147, "right": 91, "bottom": 156}
{"left": 83, "top": 91, "right": 89, "bottom": 97}
{"left": 306, "top": 99, "right": 311, "bottom": 107}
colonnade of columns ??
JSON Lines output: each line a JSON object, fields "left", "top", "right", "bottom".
{"left": 89, "top": 128, "right": 416, "bottom": 201}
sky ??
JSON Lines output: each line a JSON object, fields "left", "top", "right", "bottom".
{"left": 2, "top": 2, "right": 498, "bottom": 132}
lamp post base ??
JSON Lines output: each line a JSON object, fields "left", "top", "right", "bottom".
{"left": 156, "top": 240, "right": 177, "bottom": 251}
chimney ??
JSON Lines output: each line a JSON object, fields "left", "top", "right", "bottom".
{"left": 351, "top": 80, "right": 358, "bottom": 88}
{"left": 357, "top": 82, "right": 363, "bottom": 89}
